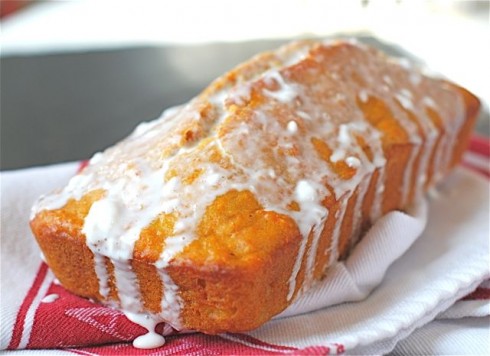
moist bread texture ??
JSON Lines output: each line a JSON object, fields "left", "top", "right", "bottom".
{"left": 30, "top": 40, "right": 480, "bottom": 334}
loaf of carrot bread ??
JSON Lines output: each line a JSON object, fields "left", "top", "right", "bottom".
{"left": 30, "top": 40, "right": 480, "bottom": 338}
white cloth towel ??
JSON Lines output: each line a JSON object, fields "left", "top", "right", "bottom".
{"left": 1, "top": 158, "right": 489, "bottom": 355}
{"left": 257, "top": 167, "right": 489, "bottom": 355}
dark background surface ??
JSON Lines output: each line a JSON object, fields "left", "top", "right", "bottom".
{"left": 1, "top": 37, "right": 488, "bottom": 170}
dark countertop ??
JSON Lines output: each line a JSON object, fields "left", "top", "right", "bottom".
{"left": 1, "top": 37, "right": 488, "bottom": 170}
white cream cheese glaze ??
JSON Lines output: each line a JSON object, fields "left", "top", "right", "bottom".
{"left": 289, "top": 180, "right": 328, "bottom": 299}
{"left": 41, "top": 294, "right": 59, "bottom": 303}
{"left": 263, "top": 70, "right": 299, "bottom": 103}
{"left": 123, "top": 311, "right": 166, "bottom": 349}
{"left": 92, "top": 253, "right": 110, "bottom": 299}
{"left": 31, "top": 40, "right": 466, "bottom": 348}
{"left": 287, "top": 120, "right": 299, "bottom": 133}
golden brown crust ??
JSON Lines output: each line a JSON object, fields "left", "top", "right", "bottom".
{"left": 30, "top": 40, "right": 480, "bottom": 334}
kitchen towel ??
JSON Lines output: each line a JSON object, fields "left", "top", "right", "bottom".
{"left": 1, "top": 136, "right": 489, "bottom": 355}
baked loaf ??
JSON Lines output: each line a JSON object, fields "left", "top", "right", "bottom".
{"left": 30, "top": 40, "right": 480, "bottom": 337}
